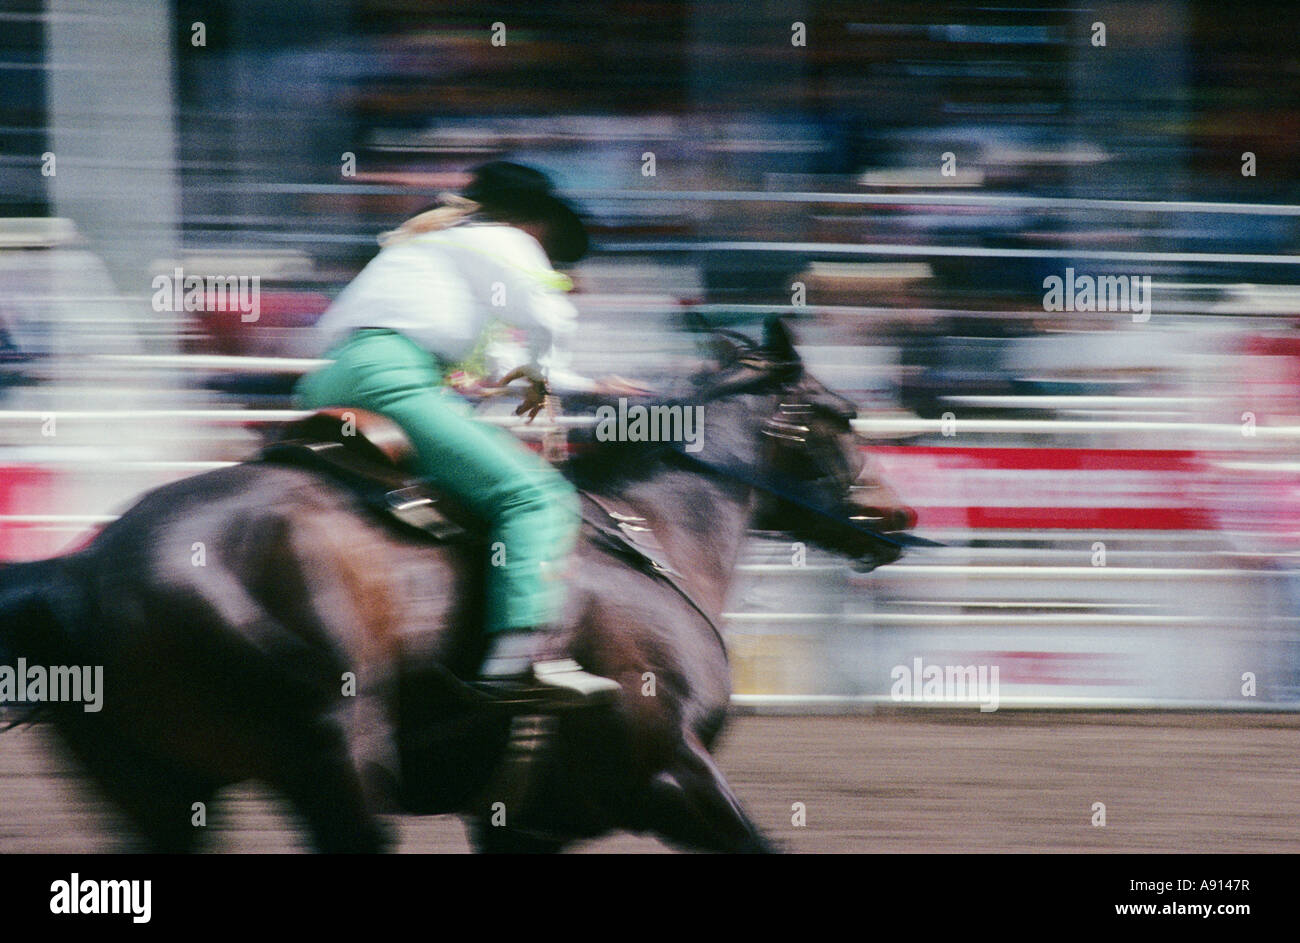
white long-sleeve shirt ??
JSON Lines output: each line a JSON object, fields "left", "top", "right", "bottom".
{"left": 312, "top": 221, "right": 595, "bottom": 390}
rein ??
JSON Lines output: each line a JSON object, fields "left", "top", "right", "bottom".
{"left": 665, "top": 448, "right": 944, "bottom": 551}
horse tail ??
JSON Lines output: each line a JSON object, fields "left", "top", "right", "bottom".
{"left": 0, "top": 558, "right": 86, "bottom": 723}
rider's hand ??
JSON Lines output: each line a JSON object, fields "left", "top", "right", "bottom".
{"left": 496, "top": 365, "right": 549, "bottom": 423}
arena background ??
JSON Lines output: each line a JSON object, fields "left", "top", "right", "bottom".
{"left": 0, "top": 0, "right": 1298, "bottom": 853}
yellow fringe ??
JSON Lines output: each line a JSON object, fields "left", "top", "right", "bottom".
{"left": 377, "top": 194, "right": 481, "bottom": 248}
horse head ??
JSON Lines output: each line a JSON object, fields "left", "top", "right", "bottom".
{"left": 696, "top": 317, "right": 917, "bottom": 571}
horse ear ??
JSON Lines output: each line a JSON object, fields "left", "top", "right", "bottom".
{"left": 710, "top": 334, "right": 744, "bottom": 367}
{"left": 683, "top": 311, "right": 711, "bottom": 335}
{"left": 763, "top": 317, "right": 799, "bottom": 364}
{"left": 684, "top": 313, "right": 746, "bottom": 366}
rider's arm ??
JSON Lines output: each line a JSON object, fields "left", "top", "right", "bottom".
{"left": 484, "top": 333, "right": 600, "bottom": 394}
{"left": 487, "top": 229, "right": 598, "bottom": 393}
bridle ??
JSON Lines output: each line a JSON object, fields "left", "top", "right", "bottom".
{"left": 667, "top": 382, "right": 941, "bottom": 552}
{"left": 762, "top": 400, "right": 860, "bottom": 497}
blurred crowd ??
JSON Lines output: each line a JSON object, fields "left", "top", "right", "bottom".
{"left": 0, "top": 1, "right": 1295, "bottom": 413}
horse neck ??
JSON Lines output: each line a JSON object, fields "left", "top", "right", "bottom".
{"left": 612, "top": 393, "right": 771, "bottom": 617}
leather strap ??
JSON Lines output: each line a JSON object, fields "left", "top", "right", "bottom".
{"left": 579, "top": 492, "right": 727, "bottom": 658}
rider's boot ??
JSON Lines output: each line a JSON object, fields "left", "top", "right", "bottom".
{"left": 478, "top": 628, "right": 621, "bottom": 704}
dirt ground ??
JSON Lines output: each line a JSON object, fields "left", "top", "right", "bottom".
{"left": 2, "top": 711, "right": 1296, "bottom": 853}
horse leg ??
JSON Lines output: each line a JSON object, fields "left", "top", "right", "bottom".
{"left": 266, "top": 710, "right": 394, "bottom": 854}
{"left": 54, "top": 720, "right": 217, "bottom": 853}
{"left": 175, "top": 560, "right": 394, "bottom": 853}
{"left": 639, "top": 733, "right": 776, "bottom": 853}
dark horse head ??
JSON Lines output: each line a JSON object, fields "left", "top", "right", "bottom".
{"left": 678, "top": 317, "right": 917, "bottom": 571}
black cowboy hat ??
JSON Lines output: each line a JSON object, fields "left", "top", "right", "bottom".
{"left": 462, "top": 160, "right": 589, "bottom": 264}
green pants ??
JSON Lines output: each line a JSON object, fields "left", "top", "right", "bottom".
{"left": 294, "top": 328, "right": 579, "bottom": 634}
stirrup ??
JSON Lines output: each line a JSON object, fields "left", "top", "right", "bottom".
{"left": 532, "top": 659, "right": 622, "bottom": 703}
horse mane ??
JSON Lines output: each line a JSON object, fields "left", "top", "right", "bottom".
{"left": 562, "top": 357, "right": 794, "bottom": 490}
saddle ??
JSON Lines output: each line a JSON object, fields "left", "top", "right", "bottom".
{"left": 260, "top": 408, "right": 679, "bottom": 579}
{"left": 261, "top": 408, "right": 471, "bottom": 540}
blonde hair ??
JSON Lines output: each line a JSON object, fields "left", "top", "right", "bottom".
{"left": 377, "top": 193, "right": 481, "bottom": 248}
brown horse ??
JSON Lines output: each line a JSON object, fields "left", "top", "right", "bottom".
{"left": 0, "top": 319, "right": 915, "bottom": 853}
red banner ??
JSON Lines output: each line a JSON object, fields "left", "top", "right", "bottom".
{"left": 868, "top": 446, "right": 1216, "bottom": 530}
